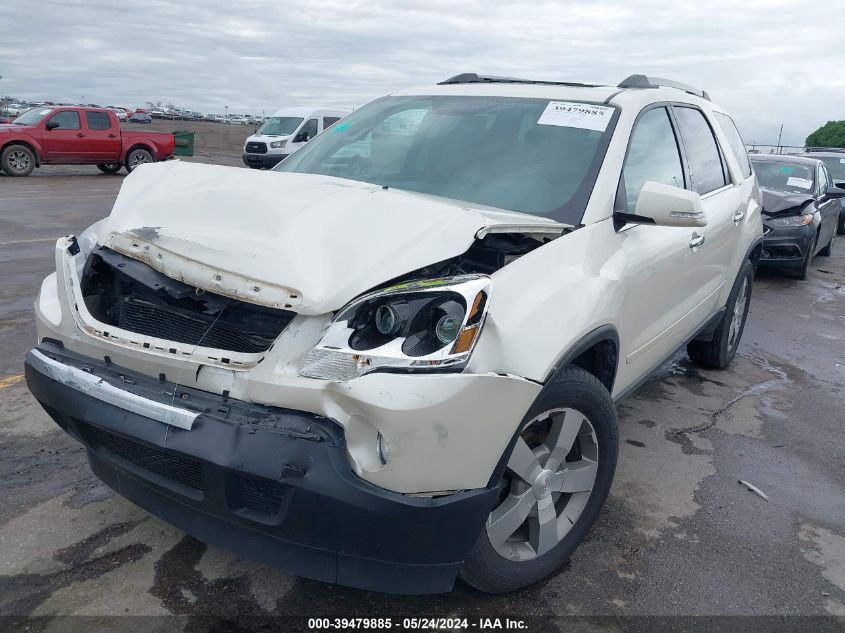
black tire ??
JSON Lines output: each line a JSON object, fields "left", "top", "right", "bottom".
{"left": 460, "top": 366, "right": 618, "bottom": 594}
{"left": 818, "top": 230, "right": 835, "bottom": 257}
{"left": 837, "top": 211, "right": 845, "bottom": 235}
{"left": 96, "top": 163, "right": 122, "bottom": 174}
{"left": 1, "top": 144, "right": 36, "bottom": 177}
{"left": 124, "top": 148, "right": 153, "bottom": 173}
{"left": 248, "top": 165, "right": 262, "bottom": 170}
{"left": 785, "top": 235, "right": 816, "bottom": 280}
{"left": 687, "top": 259, "right": 753, "bottom": 369}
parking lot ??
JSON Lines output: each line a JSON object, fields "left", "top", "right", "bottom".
{"left": 1, "top": 164, "right": 844, "bottom": 629}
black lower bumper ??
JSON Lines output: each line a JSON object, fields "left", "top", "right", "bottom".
{"left": 242, "top": 152, "right": 287, "bottom": 168}
{"left": 759, "top": 223, "right": 815, "bottom": 267}
{"left": 24, "top": 343, "right": 496, "bottom": 594}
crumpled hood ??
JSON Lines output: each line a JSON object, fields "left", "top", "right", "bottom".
{"left": 99, "top": 161, "right": 565, "bottom": 314}
{"left": 761, "top": 187, "right": 814, "bottom": 217}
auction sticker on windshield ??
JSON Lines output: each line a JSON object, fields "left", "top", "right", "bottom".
{"left": 538, "top": 101, "right": 613, "bottom": 132}
{"left": 787, "top": 176, "right": 813, "bottom": 189}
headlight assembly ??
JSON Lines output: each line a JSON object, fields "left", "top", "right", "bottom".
{"left": 270, "top": 140, "right": 287, "bottom": 149}
{"left": 768, "top": 213, "right": 813, "bottom": 227}
{"left": 299, "top": 275, "right": 490, "bottom": 381}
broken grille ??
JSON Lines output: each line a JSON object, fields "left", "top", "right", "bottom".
{"left": 117, "top": 297, "right": 278, "bottom": 354}
{"left": 81, "top": 247, "right": 296, "bottom": 355}
{"left": 91, "top": 426, "right": 203, "bottom": 491}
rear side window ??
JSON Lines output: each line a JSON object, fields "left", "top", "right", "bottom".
{"left": 621, "top": 107, "right": 685, "bottom": 211}
{"left": 47, "top": 111, "right": 80, "bottom": 130}
{"left": 713, "top": 112, "right": 751, "bottom": 179}
{"left": 673, "top": 107, "right": 728, "bottom": 195}
{"left": 323, "top": 116, "right": 340, "bottom": 129}
{"left": 85, "top": 111, "right": 111, "bottom": 131}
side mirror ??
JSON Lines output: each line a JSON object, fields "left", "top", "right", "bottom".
{"left": 823, "top": 186, "right": 845, "bottom": 200}
{"left": 628, "top": 181, "right": 707, "bottom": 227}
{"left": 45, "top": 120, "right": 59, "bottom": 130}
{"left": 294, "top": 133, "right": 309, "bottom": 143}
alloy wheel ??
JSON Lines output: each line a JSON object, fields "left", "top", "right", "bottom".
{"left": 487, "top": 408, "right": 599, "bottom": 561}
{"left": 7, "top": 149, "right": 31, "bottom": 173}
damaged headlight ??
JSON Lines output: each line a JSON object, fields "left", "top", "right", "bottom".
{"left": 299, "top": 275, "right": 490, "bottom": 381}
{"left": 767, "top": 213, "right": 814, "bottom": 227}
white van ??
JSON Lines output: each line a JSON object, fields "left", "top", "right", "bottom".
{"left": 242, "top": 107, "right": 349, "bottom": 169}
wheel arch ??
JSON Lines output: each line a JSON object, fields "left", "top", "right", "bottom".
{"left": 486, "top": 326, "right": 619, "bottom": 488}
{"left": 1, "top": 139, "right": 41, "bottom": 167}
{"left": 124, "top": 143, "right": 156, "bottom": 162}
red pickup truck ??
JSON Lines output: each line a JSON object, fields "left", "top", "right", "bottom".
{"left": 0, "top": 106, "right": 175, "bottom": 176}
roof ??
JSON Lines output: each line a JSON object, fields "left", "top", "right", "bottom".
{"left": 391, "top": 72, "right": 717, "bottom": 110}
{"left": 270, "top": 106, "right": 350, "bottom": 117}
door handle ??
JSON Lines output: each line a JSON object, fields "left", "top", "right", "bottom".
{"left": 689, "top": 233, "right": 705, "bottom": 249}
{"left": 107, "top": 133, "right": 117, "bottom": 138}
{"left": 76, "top": 133, "right": 85, "bottom": 138}
{"left": 733, "top": 210, "right": 745, "bottom": 223}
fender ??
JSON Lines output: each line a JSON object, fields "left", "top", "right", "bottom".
{"left": 485, "top": 324, "right": 619, "bottom": 488}
{"left": 0, "top": 132, "right": 44, "bottom": 164}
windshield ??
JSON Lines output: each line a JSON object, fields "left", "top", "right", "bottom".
{"left": 273, "top": 95, "right": 618, "bottom": 222}
{"left": 816, "top": 156, "right": 845, "bottom": 181}
{"left": 751, "top": 160, "right": 816, "bottom": 195}
{"left": 13, "top": 107, "right": 53, "bottom": 125}
{"left": 259, "top": 116, "right": 304, "bottom": 136}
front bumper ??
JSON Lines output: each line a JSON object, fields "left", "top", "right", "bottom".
{"left": 759, "top": 222, "right": 815, "bottom": 267}
{"left": 25, "top": 343, "right": 499, "bottom": 594}
{"left": 242, "top": 152, "right": 287, "bottom": 168}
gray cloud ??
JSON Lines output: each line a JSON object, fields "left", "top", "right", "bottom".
{"left": 1, "top": 0, "right": 842, "bottom": 145}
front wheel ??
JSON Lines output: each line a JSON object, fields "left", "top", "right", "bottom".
{"left": 124, "top": 148, "right": 153, "bottom": 173}
{"left": 1, "top": 144, "right": 36, "bottom": 177}
{"left": 97, "top": 163, "right": 122, "bottom": 174}
{"left": 460, "top": 366, "right": 618, "bottom": 593}
{"left": 687, "top": 259, "right": 753, "bottom": 368}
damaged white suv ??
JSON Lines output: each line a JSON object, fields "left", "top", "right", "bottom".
{"left": 26, "top": 73, "right": 762, "bottom": 594}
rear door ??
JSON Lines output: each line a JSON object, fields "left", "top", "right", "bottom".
{"left": 41, "top": 110, "right": 84, "bottom": 161}
{"left": 616, "top": 105, "right": 706, "bottom": 372}
{"left": 672, "top": 105, "right": 743, "bottom": 311}
{"left": 83, "top": 111, "right": 122, "bottom": 162}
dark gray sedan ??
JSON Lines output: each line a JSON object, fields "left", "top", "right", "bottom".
{"left": 751, "top": 154, "right": 844, "bottom": 279}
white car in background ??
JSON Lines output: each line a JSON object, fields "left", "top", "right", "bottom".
{"left": 242, "top": 107, "right": 348, "bottom": 168}
{"left": 26, "top": 73, "right": 762, "bottom": 595}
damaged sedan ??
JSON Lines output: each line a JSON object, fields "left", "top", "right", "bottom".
{"left": 750, "top": 154, "right": 843, "bottom": 279}
{"left": 26, "top": 73, "right": 762, "bottom": 594}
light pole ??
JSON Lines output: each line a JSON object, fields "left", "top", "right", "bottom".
{"left": 225, "top": 105, "right": 229, "bottom": 120}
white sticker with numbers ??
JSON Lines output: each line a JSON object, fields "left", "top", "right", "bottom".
{"left": 786, "top": 177, "right": 813, "bottom": 189}
{"left": 537, "top": 101, "right": 613, "bottom": 132}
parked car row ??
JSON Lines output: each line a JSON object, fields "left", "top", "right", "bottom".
{"left": 24, "top": 73, "right": 777, "bottom": 596}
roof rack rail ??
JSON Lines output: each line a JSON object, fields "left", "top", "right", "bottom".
{"left": 617, "top": 74, "right": 710, "bottom": 101}
{"left": 438, "top": 73, "right": 600, "bottom": 88}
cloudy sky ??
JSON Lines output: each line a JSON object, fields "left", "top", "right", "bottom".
{"left": 1, "top": 0, "right": 842, "bottom": 145}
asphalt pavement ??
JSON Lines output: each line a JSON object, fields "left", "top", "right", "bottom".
{"left": 0, "top": 163, "right": 843, "bottom": 632}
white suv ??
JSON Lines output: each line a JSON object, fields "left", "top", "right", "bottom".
{"left": 25, "top": 73, "right": 762, "bottom": 595}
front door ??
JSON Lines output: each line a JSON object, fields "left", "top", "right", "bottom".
{"left": 289, "top": 118, "right": 318, "bottom": 154}
{"left": 615, "top": 105, "right": 707, "bottom": 377}
{"left": 42, "top": 110, "right": 84, "bottom": 162}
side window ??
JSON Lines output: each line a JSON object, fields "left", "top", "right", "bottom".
{"left": 85, "top": 111, "right": 111, "bottom": 131}
{"left": 621, "top": 107, "right": 685, "bottom": 211}
{"left": 819, "top": 164, "right": 831, "bottom": 195}
{"left": 323, "top": 117, "right": 340, "bottom": 129}
{"left": 673, "top": 107, "right": 728, "bottom": 194}
{"left": 47, "top": 111, "right": 81, "bottom": 130}
{"left": 713, "top": 112, "right": 752, "bottom": 179}
{"left": 296, "top": 119, "right": 318, "bottom": 142}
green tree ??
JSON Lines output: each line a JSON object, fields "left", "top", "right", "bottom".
{"left": 805, "top": 121, "right": 845, "bottom": 148}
